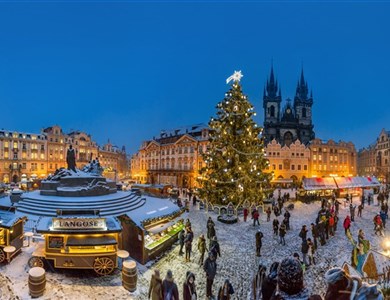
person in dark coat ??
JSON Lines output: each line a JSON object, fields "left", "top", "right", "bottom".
{"left": 207, "top": 223, "right": 216, "bottom": 241}
{"left": 261, "top": 262, "right": 279, "bottom": 300}
{"left": 358, "top": 204, "right": 363, "bottom": 217}
{"left": 184, "top": 228, "right": 194, "bottom": 262}
{"left": 209, "top": 236, "right": 221, "bottom": 258}
{"left": 301, "top": 239, "right": 309, "bottom": 266}
{"left": 350, "top": 204, "right": 356, "bottom": 222}
{"left": 299, "top": 225, "right": 308, "bottom": 242}
{"left": 273, "top": 219, "right": 279, "bottom": 236}
{"left": 283, "top": 210, "right": 291, "bottom": 230}
{"left": 183, "top": 272, "right": 197, "bottom": 300}
{"left": 255, "top": 230, "right": 264, "bottom": 257}
{"left": 217, "top": 279, "right": 234, "bottom": 300}
{"left": 207, "top": 216, "right": 215, "bottom": 228}
{"left": 192, "top": 195, "right": 197, "bottom": 206}
{"left": 197, "top": 234, "right": 207, "bottom": 266}
{"left": 204, "top": 251, "right": 217, "bottom": 299}
{"left": 148, "top": 269, "right": 163, "bottom": 300}
{"left": 162, "top": 270, "right": 179, "bottom": 300}
{"left": 178, "top": 230, "right": 185, "bottom": 256}
{"left": 252, "top": 209, "right": 260, "bottom": 226}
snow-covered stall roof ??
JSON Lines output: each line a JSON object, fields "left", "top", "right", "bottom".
{"left": 303, "top": 177, "right": 338, "bottom": 190}
{"left": 0, "top": 209, "right": 24, "bottom": 229}
{"left": 125, "top": 196, "right": 182, "bottom": 227}
{"left": 334, "top": 176, "right": 381, "bottom": 189}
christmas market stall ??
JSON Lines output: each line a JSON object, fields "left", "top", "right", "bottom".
{"left": 0, "top": 207, "right": 26, "bottom": 263}
{"left": 28, "top": 211, "right": 122, "bottom": 276}
{"left": 119, "top": 196, "right": 186, "bottom": 264}
{"left": 300, "top": 177, "right": 338, "bottom": 201}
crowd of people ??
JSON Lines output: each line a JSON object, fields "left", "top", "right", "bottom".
{"left": 147, "top": 187, "right": 390, "bottom": 300}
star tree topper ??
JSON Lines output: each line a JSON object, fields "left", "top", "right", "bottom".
{"left": 226, "top": 70, "right": 243, "bottom": 84}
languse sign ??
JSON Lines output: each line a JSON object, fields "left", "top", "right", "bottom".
{"left": 52, "top": 218, "right": 106, "bottom": 230}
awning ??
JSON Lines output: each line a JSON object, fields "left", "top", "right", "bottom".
{"left": 303, "top": 177, "right": 338, "bottom": 190}
{"left": 334, "top": 177, "right": 359, "bottom": 189}
{"left": 66, "top": 235, "right": 117, "bottom": 246}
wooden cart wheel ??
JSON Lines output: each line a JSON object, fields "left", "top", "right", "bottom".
{"left": 93, "top": 257, "right": 115, "bottom": 276}
{"left": 0, "top": 248, "right": 5, "bottom": 263}
{"left": 28, "top": 256, "right": 44, "bottom": 268}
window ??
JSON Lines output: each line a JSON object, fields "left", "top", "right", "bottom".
{"left": 302, "top": 107, "right": 307, "bottom": 118}
{"left": 270, "top": 105, "right": 275, "bottom": 117}
{"left": 304, "top": 165, "right": 307, "bottom": 170}
{"left": 291, "top": 165, "right": 295, "bottom": 170}
{"left": 41, "top": 164, "right": 44, "bottom": 170}
{"left": 298, "top": 165, "right": 301, "bottom": 171}
{"left": 278, "top": 164, "right": 282, "bottom": 170}
{"left": 22, "top": 163, "right": 26, "bottom": 169}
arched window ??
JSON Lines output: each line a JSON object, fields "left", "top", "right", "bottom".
{"left": 302, "top": 107, "right": 307, "bottom": 118}
{"left": 270, "top": 105, "right": 275, "bottom": 117}
{"left": 284, "top": 132, "right": 293, "bottom": 147}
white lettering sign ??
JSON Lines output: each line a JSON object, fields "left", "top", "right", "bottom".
{"left": 52, "top": 218, "right": 106, "bottom": 230}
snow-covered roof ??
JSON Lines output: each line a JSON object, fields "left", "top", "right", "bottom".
{"left": 125, "top": 196, "right": 182, "bottom": 227}
{"left": 0, "top": 209, "right": 24, "bottom": 228}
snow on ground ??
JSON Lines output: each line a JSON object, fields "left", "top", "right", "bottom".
{"left": 0, "top": 194, "right": 388, "bottom": 300}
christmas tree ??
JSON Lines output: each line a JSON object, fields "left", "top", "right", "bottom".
{"left": 199, "top": 71, "right": 272, "bottom": 206}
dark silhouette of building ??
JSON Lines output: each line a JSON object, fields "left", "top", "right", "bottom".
{"left": 263, "top": 66, "right": 315, "bottom": 146}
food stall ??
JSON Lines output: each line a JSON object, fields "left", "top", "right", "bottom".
{"left": 29, "top": 211, "right": 122, "bottom": 275}
{"left": 0, "top": 207, "right": 26, "bottom": 263}
{"left": 119, "top": 196, "right": 186, "bottom": 264}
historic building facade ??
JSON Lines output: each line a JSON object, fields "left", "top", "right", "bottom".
{"left": 0, "top": 125, "right": 128, "bottom": 183}
{"left": 130, "top": 125, "right": 209, "bottom": 188}
{"left": 263, "top": 67, "right": 315, "bottom": 146}
{"left": 358, "top": 129, "right": 390, "bottom": 183}
{"left": 309, "top": 139, "right": 357, "bottom": 178}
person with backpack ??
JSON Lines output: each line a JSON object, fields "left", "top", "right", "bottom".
{"left": 184, "top": 228, "right": 194, "bottom": 262}
{"left": 183, "top": 272, "right": 197, "bottom": 300}
{"left": 178, "top": 230, "right": 185, "bottom": 256}
{"left": 162, "top": 270, "right": 179, "bottom": 300}
{"left": 255, "top": 230, "right": 263, "bottom": 257}
{"left": 197, "top": 234, "right": 208, "bottom": 266}
{"left": 217, "top": 279, "right": 234, "bottom": 300}
{"left": 204, "top": 251, "right": 217, "bottom": 300}
{"left": 149, "top": 269, "right": 163, "bottom": 300}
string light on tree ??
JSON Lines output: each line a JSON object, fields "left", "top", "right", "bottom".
{"left": 197, "top": 70, "right": 272, "bottom": 205}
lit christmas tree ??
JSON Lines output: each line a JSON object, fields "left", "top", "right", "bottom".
{"left": 199, "top": 71, "right": 272, "bottom": 205}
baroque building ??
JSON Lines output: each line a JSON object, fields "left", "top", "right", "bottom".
{"left": 358, "top": 129, "right": 390, "bottom": 183}
{"left": 263, "top": 67, "right": 315, "bottom": 146}
{"left": 130, "top": 124, "right": 209, "bottom": 188}
{"left": 0, "top": 125, "right": 128, "bottom": 183}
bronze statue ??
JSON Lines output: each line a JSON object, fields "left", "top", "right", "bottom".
{"left": 66, "top": 145, "right": 77, "bottom": 172}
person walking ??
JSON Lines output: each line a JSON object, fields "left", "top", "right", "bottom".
{"left": 284, "top": 209, "right": 291, "bottom": 230}
{"left": 343, "top": 215, "right": 351, "bottom": 235}
{"left": 252, "top": 209, "right": 260, "bottom": 226}
{"left": 279, "top": 223, "right": 286, "bottom": 245}
{"left": 243, "top": 207, "right": 248, "bottom": 222}
{"left": 209, "top": 236, "right": 221, "bottom": 259}
{"left": 204, "top": 252, "right": 217, "bottom": 300}
{"left": 255, "top": 230, "right": 263, "bottom": 257}
{"left": 178, "top": 230, "right": 185, "bottom": 256}
{"left": 266, "top": 207, "right": 271, "bottom": 222}
{"left": 197, "top": 234, "right": 207, "bottom": 266}
{"left": 301, "top": 239, "right": 309, "bottom": 267}
{"left": 162, "top": 270, "right": 179, "bottom": 300}
{"left": 183, "top": 272, "right": 197, "bottom": 300}
{"left": 273, "top": 219, "right": 279, "bottom": 236}
{"left": 358, "top": 204, "right": 363, "bottom": 217}
{"left": 298, "top": 225, "right": 308, "bottom": 242}
{"left": 184, "top": 228, "right": 194, "bottom": 262}
{"left": 217, "top": 279, "right": 234, "bottom": 300}
{"left": 350, "top": 204, "right": 356, "bottom": 222}
{"left": 148, "top": 269, "right": 163, "bottom": 300}
{"left": 307, "top": 238, "right": 316, "bottom": 265}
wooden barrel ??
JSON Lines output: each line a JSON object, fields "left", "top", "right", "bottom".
{"left": 122, "top": 260, "right": 137, "bottom": 292}
{"left": 28, "top": 267, "right": 46, "bottom": 298}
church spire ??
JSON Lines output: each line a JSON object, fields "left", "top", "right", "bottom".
{"left": 296, "top": 68, "right": 308, "bottom": 100}
{"left": 266, "top": 65, "right": 278, "bottom": 98}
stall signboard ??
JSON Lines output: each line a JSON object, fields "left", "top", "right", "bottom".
{"left": 52, "top": 218, "right": 106, "bottom": 230}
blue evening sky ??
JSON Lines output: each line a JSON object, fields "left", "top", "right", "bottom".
{"left": 0, "top": 1, "right": 389, "bottom": 154}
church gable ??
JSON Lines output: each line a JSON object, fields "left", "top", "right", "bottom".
{"left": 175, "top": 134, "right": 196, "bottom": 145}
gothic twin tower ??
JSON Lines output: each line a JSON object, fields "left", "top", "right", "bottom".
{"left": 262, "top": 67, "right": 315, "bottom": 146}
